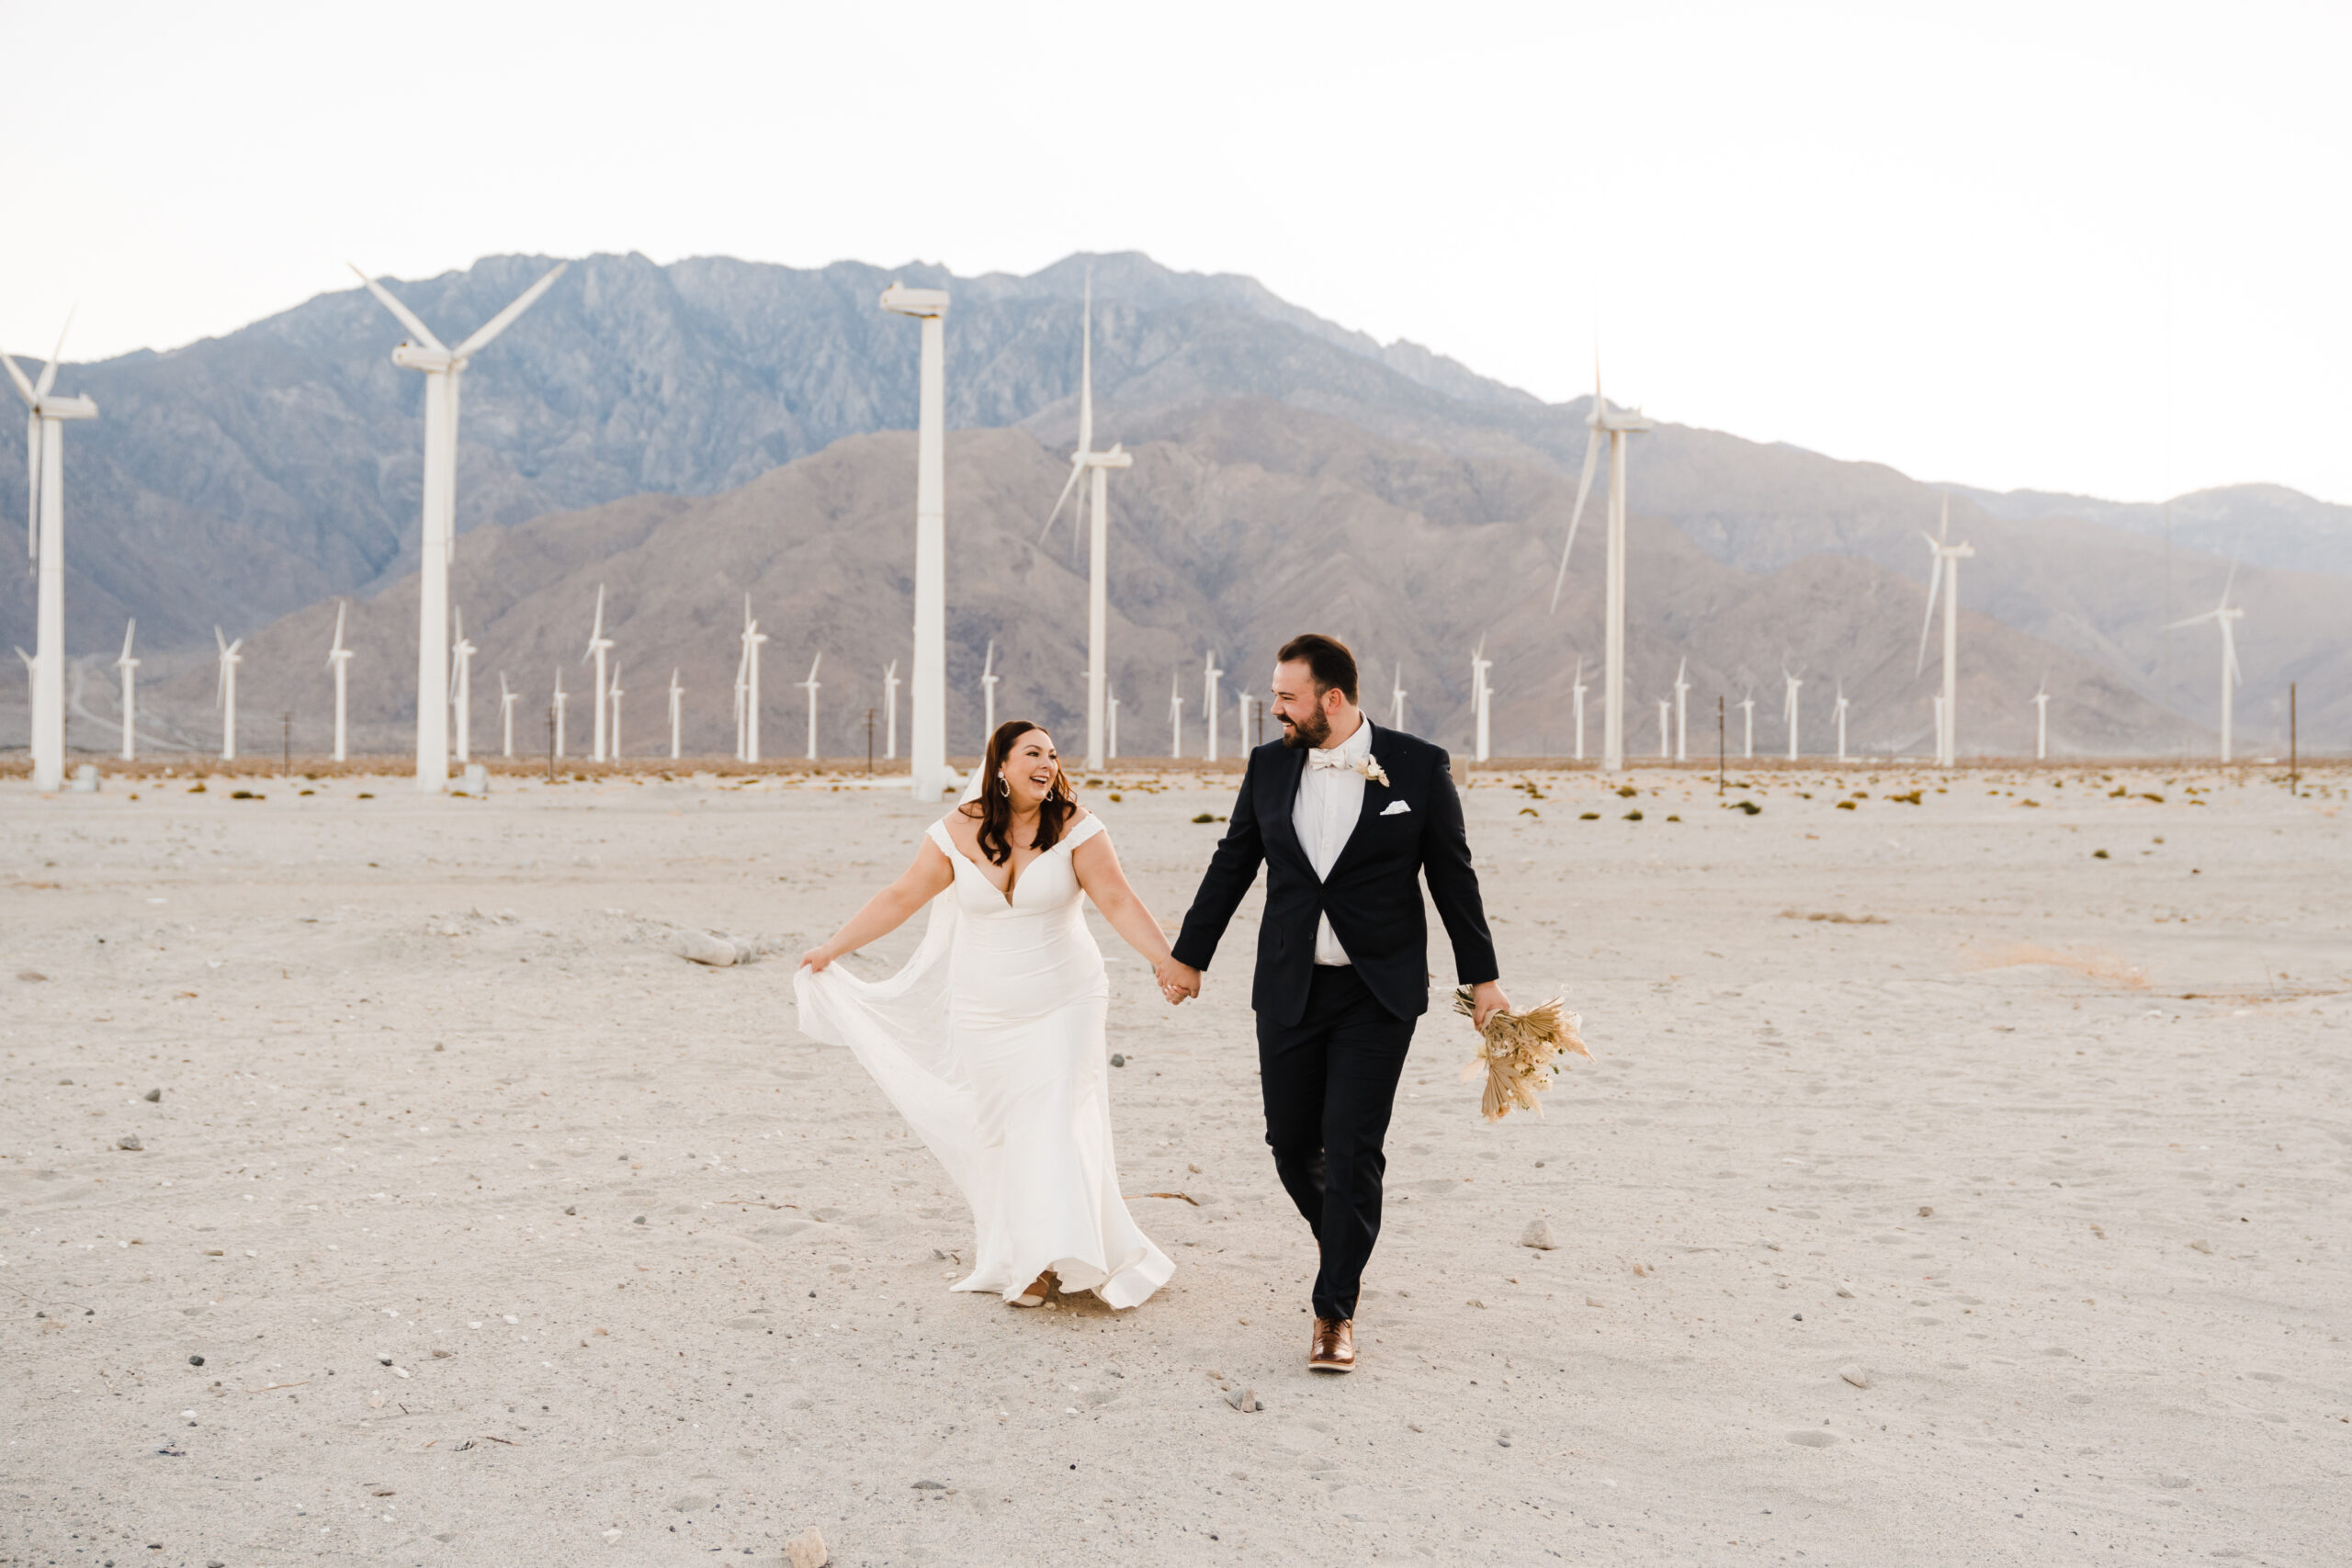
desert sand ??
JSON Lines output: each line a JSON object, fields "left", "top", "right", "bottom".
{"left": 3, "top": 760, "right": 2346, "bottom": 1566}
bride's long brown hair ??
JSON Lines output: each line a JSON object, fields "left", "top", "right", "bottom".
{"left": 961, "top": 720, "right": 1077, "bottom": 865}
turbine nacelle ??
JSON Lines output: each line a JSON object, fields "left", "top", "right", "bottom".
{"left": 879, "top": 284, "right": 950, "bottom": 319}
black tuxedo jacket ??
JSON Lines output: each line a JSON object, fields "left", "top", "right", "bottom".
{"left": 1171, "top": 723, "right": 1498, "bottom": 1027}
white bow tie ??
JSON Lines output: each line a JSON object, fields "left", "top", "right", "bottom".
{"left": 1306, "top": 749, "right": 1353, "bottom": 771}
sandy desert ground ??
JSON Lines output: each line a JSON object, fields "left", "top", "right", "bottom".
{"left": 2, "top": 758, "right": 2347, "bottom": 1567}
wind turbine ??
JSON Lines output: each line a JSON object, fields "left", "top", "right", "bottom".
{"left": 450, "top": 608, "right": 477, "bottom": 763}
{"left": 979, "top": 637, "right": 1001, "bottom": 741}
{"left": 114, "top": 620, "right": 138, "bottom": 761}
{"left": 1036, "top": 276, "right": 1134, "bottom": 772}
{"left": 883, "top": 660, "right": 900, "bottom": 761}
{"left": 350, "top": 259, "right": 566, "bottom": 792}
{"left": 1781, "top": 667, "right": 1803, "bottom": 762}
{"left": 1833, "top": 681, "right": 1849, "bottom": 762}
{"left": 1236, "top": 688, "right": 1254, "bottom": 754}
{"left": 1672, "top": 657, "right": 1690, "bottom": 763}
{"left": 1571, "top": 656, "right": 1587, "bottom": 762}
{"left": 6, "top": 320, "right": 98, "bottom": 792}
{"left": 1169, "top": 671, "right": 1184, "bottom": 760}
{"left": 607, "top": 661, "right": 624, "bottom": 760}
{"left": 1915, "top": 494, "right": 1975, "bottom": 768}
{"left": 2033, "top": 678, "right": 2050, "bottom": 761}
{"left": 1739, "top": 687, "right": 1756, "bottom": 760}
{"left": 879, "top": 280, "right": 951, "bottom": 800}
{"left": 1107, "top": 684, "right": 1121, "bottom": 759}
{"left": 1931, "top": 694, "right": 1945, "bottom": 759}
{"left": 1547, "top": 356, "right": 1654, "bottom": 773}
{"left": 1657, "top": 695, "right": 1671, "bottom": 759}
{"left": 668, "top": 669, "right": 684, "bottom": 761}
{"left": 798, "top": 653, "right": 823, "bottom": 761}
{"left": 1391, "top": 664, "right": 1408, "bottom": 731}
{"left": 327, "top": 603, "right": 354, "bottom": 761}
{"left": 2168, "top": 560, "right": 2246, "bottom": 762}
{"left": 1470, "top": 638, "right": 1494, "bottom": 762}
{"left": 1203, "top": 651, "right": 1223, "bottom": 762}
{"left": 582, "top": 585, "right": 614, "bottom": 763}
{"left": 551, "top": 668, "right": 568, "bottom": 758}
{"left": 498, "top": 672, "right": 518, "bottom": 758}
{"left": 737, "top": 596, "right": 767, "bottom": 764}
{"left": 214, "top": 628, "right": 243, "bottom": 761}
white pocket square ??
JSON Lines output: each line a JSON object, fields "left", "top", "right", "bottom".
{"left": 1380, "top": 800, "right": 1412, "bottom": 816}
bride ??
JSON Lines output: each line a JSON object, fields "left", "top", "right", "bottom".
{"left": 796, "top": 721, "right": 1179, "bottom": 1311}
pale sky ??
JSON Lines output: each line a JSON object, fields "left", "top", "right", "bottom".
{"left": 5, "top": 0, "right": 2346, "bottom": 504}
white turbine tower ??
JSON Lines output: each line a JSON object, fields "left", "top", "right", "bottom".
{"left": 580, "top": 584, "right": 613, "bottom": 762}
{"left": 1833, "top": 681, "right": 1850, "bottom": 761}
{"left": 2033, "top": 678, "right": 2051, "bottom": 761}
{"left": 1391, "top": 664, "right": 1408, "bottom": 731}
{"left": 1037, "top": 276, "right": 1134, "bottom": 772}
{"left": 498, "top": 672, "right": 518, "bottom": 759}
{"left": 1781, "top": 667, "right": 1803, "bottom": 762}
{"left": 114, "top": 620, "right": 139, "bottom": 761}
{"left": 1915, "top": 494, "right": 1975, "bottom": 768}
{"left": 668, "top": 669, "right": 684, "bottom": 761}
{"left": 737, "top": 596, "right": 767, "bottom": 764}
{"left": 879, "top": 280, "right": 951, "bottom": 800}
{"left": 6, "top": 321, "right": 98, "bottom": 792}
{"left": 1169, "top": 671, "right": 1184, "bottom": 760}
{"left": 351, "top": 259, "right": 566, "bottom": 793}
{"left": 1672, "top": 657, "right": 1690, "bottom": 763}
{"left": 1931, "top": 694, "right": 1945, "bottom": 758}
{"left": 450, "top": 608, "right": 476, "bottom": 763}
{"left": 14, "top": 648, "right": 32, "bottom": 734}
{"left": 327, "top": 602, "right": 354, "bottom": 762}
{"left": 2168, "top": 560, "right": 2246, "bottom": 762}
{"left": 1739, "top": 688, "right": 1756, "bottom": 760}
{"left": 979, "top": 637, "right": 1001, "bottom": 741}
{"left": 551, "top": 669, "right": 568, "bottom": 759}
{"left": 1548, "top": 357, "right": 1654, "bottom": 773}
{"left": 1470, "top": 638, "right": 1494, "bottom": 762}
{"left": 1107, "top": 685, "right": 1121, "bottom": 759}
{"left": 798, "top": 653, "right": 823, "bottom": 762}
{"left": 1657, "top": 695, "right": 1672, "bottom": 758}
{"left": 214, "top": 628, "right": 243, "bottom": 761}
{"left": 1571, "top": 656, "right": 1587, "bottom": 762}
{"left": 1203, "top": 651, "right": 1224, "bottom": 763}
{"left": 607, "top": 661, "right": 623, "bottom": 760}
{"left": 1236, "top": 688, "right": 1254, "bottom": 753}
{"left": 883, "top": 660, "right": 900, "bottom": 761}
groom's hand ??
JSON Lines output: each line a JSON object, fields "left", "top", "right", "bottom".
{"left": 1156, "top": 957, "right": 1202, "bottom": 1005}
{"left": 1470, "top": 979, "right": 1511, "bottom": 1032}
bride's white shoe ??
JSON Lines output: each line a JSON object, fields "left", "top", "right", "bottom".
{"left": 1010, "top": 1270, "right": 1055, "bottom": 1308}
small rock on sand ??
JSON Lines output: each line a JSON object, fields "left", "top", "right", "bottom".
{"left": 1839, "top": 1365, "right": 1871, "bottom": 1389}
{"left": 1225, "top": 1387, "right": 1262, "bottom": 1412}
{"left": 1521, "top": 1218, "right": 1557, "bottom": 1250}
{"left": 143, "top": 1088, "right": 162, "bottom": 1102}
{"left": 1787, "top": 1429, "right": 1838, "bottom": 1447}
{"left": 672, "top": 931, "right": 740, "bottom": 966}
{"left": 1917, "top": 1205, "right": 1934, "bottom": 1218}
{"left": 116, "top": 1134, "right": 143, "bottom": 1152}
{"left": 17, "top": 970, "right": 46, "bottom": 982}
{"left": 1835, "top": 1282, "right": 1856, "bottom": 1298}
{"left": 784, "top": 1526, "right": 829, "bottom": 1567}
{"left": 2188, "top": 1239, "right": 2214, "bottom": 1255}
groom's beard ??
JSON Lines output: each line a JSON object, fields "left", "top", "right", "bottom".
{"left": 1281, "top": 705, "right": 1331, "bottom": 750}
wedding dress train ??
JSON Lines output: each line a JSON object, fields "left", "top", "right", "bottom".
{"left": 795, "top": 815, "right": 1173, "bottom": 1309}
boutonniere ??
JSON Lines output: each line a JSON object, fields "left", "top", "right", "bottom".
{"left": 1353, "top": 754, "right": 1390, "bottom": 787}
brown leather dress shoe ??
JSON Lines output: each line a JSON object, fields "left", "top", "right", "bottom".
{"left": 1308, "top": 1315, "right": 1355, "bottom": 1373}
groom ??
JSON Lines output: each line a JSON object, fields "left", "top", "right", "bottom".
{"left": 1158, "top": 633, "right": 1508, "bottom": 1373}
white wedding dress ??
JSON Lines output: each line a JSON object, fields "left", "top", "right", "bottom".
{"left": 793, "top": 813, "right": 1174, "bottom": 1309}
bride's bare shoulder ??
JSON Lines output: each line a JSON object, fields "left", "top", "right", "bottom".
{"left": 938, "top": 807, "right": 982, "bottom": 846}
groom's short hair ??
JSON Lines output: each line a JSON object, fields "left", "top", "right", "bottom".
{"left": 1277, "top": 633, "right": 1359, "bottom": 704}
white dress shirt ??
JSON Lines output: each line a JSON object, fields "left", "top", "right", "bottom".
{"left": 1292, "top": 715, "right": 1373, "bottom": 965}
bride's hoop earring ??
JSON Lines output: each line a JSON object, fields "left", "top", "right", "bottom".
{"left": 997, "top": 773, "right": 1011, "bottom": 796}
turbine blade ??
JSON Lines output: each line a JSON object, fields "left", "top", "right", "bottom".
{"left": 120, "top": 619, "right": 135, "bottom": 660}
{"left": 34, "top": 313, "right": 71, "bottom": 397}
{"left": 1035, "top": 457, "right": 1084, "bottom": 546}
{"left": 1, "top": 352, "right": 33, "bottom": 406}
{"left": 1914, "top": 557, "right": 1943, "bottom": 675}
{"left": 348, "top": 265, "right": 447, "bottom": 352}
{"left": 24, "top": 412, "right": 36, "bottom": 565}
{"left": 2165, "top": 610, "right": 2218, "bottom": 631}
{"left": 1548, "top": 428, "right": 1604, "bottom": 613}
{"left": 452, "top": 262, "right": 568, "bottom": 359}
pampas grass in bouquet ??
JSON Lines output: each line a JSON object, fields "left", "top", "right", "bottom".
{"left": 1454, "top": 987, "right": 1592, "bottom": 1122}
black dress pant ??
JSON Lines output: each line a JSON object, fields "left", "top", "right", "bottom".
{"left": 1256, "top": 964, "right": 1418, "bottom": 1321}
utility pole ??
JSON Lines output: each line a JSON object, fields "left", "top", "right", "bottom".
{"left": 865, "top": 708, "right": 877, "bottom": 775}
{"left": 281, "top": 711, "right": 291, "bottom": 776}
{"left": 547, "top": 707, "right": 557, "bottom": 784}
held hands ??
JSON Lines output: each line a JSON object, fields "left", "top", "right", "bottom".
{"left": 1469, "top": 979, "right": 1512, "bottom": 1032}
{"left": 1155, "top": 956, "right": 1202, "bottom": 1006}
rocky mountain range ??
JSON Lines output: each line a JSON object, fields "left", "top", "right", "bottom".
{"left": 3, "top": 250, "right": 2345, "bottom": 759}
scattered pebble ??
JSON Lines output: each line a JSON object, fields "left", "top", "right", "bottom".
{"left": 634, "top": 1216, "right": 647, "bottom": 1225}
{"left": 187, "top": 1355, "right": 203, "bottom": 1367}
{"left": 2188, "top": 1239, "right": 2213, "bottom": 1255}
{"left": 784, "top": 1526, "right": 829, "bottom": 1567}
{"left": 1839, "top": 1365, "right": 1871, "bottom": 1389}
{"left": 1109, "top": 1053, "right": 1125, "bottom": 1067}
{"left": 17, "top": 970, "right": 47, "bottom": 982}
{"left": 1787, "top": 1429, "right": 1838, "bottom": 1448}
{"left": 1584, "top": 1296, "right": 1606, "bottom": 1308}
{"left": 1224, "top": 1387, "right": 1262, "bottom": 1413}
{"left": 2156, "top": 1473, "right": 2191, "bottom": 1490}
{"left": 911, "top": 1479, "right": 947, "bottom": 1491}
{"left": 672, "top": 930, "right": 740, "bottom": 967}
{"left": 143, "top": 1089, "right": 162, "bottom": 1102}
{"left": 1917, "top": 1205, "right": 1934, "bottom": 1218}
{"left": 1835, "top": 1283, "right": 1856, "bottom": 1298}
{"left": 1792, "top": 1312, "right": 1804, "bottom": 1321}
{"left": 1520, "top": 1218, "right": 1557, "bottom": 1250}
{"left": 116, "top": 1134, "right": 143, "bottom": 1152}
